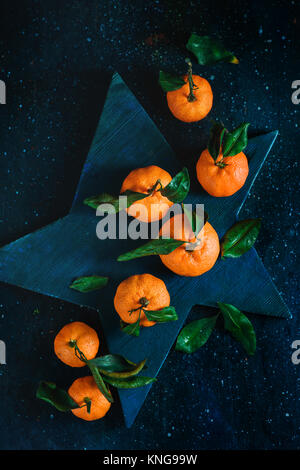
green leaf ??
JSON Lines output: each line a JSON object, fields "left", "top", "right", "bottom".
{"left": 218, "top": 302, "right": 256, "bottom": 355}
{"left": 84, "top": 190, "right": 148, "bottom": 212}
{"left": 222, "top": 122, "right": 250, "bottom": 157}
{"left": 69, "top": 275, "right": 109, "bottom": 293}
{"left": 87, "top": 364, "right": 114, "bottom": 403}
{"left": 121, "top": 190, "right": 149, "bottom": 207}
{"left": 117, "top": 238, "right": 185, "bottom": 262}
{"left": 159, "top": 70, "right": 186, "bottom": 92}
{"left": 207, "top": 121, "right": 226, "bottom": 161}
{"left": 103, "top": 375, "right": 157, "bottom": 389}
{"left": 144, "top": 306, "right": 178, "bottom": 323}
{"left": 120, "top": 319, "right": 141, "bottom": 337}
{"left": 221, "top": 219, "right": 261, "bottom": 258}
{"left": 186, "top": 34, "right": 239, "bottom": 65}
{"left": 84, "top": 193, "right": 117, "bottom": 211}
{"left": 36, "top": 381, "right": 78, "bottom": 412}
{"left": 88, "top": 354, "right": 147, "bottom": 378}
{"left": 175, "top": 315, "right": 218, "bottom": 353}
{"left": 160, "top": 168, "right": 190, "bottom": 203}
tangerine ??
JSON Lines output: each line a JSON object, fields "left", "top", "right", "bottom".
{"left": 120, "top": 165, "right": 173, "bottom": 222}
{"left": 166, "top": 60, "right": 213, "bottom": 122}
{"left": 54, "top": 322, "right": 99, "bottom": 368}
{"left": 68, "top": 376, "right": 111, "bottom": 421}
{"left": 114, "top": 273, "right": 170, "bottom": 327}
{"left": 159, "top": 214, "right": 220, "bottom": 276}
{"left": 196, "top": 149, "right": 249, "bottom": 197}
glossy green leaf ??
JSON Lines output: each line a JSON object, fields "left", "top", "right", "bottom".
{"left": 36, "top": 381, "right": 78, "bottom": 412}
{"left": 186, "top": 34, "right": 238, "bottom": 65}
{"left": 122, "top": 190, "right": 149, "bottom": 206}
{"left": 218, "top": 302, "right": 256, "bottom": 355}
{"left": 117, "top": 238, "right": 185, "bottom": 262}
{"left": 160, "top": 168, "right": 190, "bottom": 203}
{"left": 103, "top": 375, "right": 157, "bottom": 389}
{"left": 175, "top": 315, "right": 218, "bottom": 353}
{"left": 88, "top": 354, "right": 147, "bottom": 378}
{"left": 120, "top": 319, "right": 141, "bottom": 337}
{"left": 207, "top": 121, "right": 226, "bottom": 161}
{"left": 144, "top": 306, "right": 178, "bottom": 323}
{"left": 84, "top": 192, "right": 118, "bottom": 211}
{"left": 87, "top": 364, "right": 114, "bottom": 403}
{"left": 222, "top": 122, "right": 250, "bottom": 157}
{"left": 69, "top": 275, "right": 109, "bottom": 293}
{"left": 159, "top": 70, "right": 186, "bottom": 92}
{"left": 84, "top": 190, "right": 148, "bottom": 212}
{"left": 221, "top": 219, "right": 261, "bottom": 258}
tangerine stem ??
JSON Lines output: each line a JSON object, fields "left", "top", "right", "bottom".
{"left": 83, "top": 397, "right": 92, "bottom": 413}
{"left": 215, "top": 160, "right": 227, "bottom": 168}
{"left": 185, "top": 239, "right": 201, "bottom": 252}
{"left": 148, "top": 179, "right": 163, "bottom": 194}
{"left": 185, "top": 58, "right": 197, "bottom": 102}
{"left": 129, "top": 297, "right": 149, "bottom": 315}
{"left": 139, "top": 297, "right": 149, "bottom": 308}
{"left": 70, "top": 341, "right": 88, "bottom": 363}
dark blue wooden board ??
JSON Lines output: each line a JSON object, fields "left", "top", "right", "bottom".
{"left": 0, "top": 73, "right": 290, "bottom": 428}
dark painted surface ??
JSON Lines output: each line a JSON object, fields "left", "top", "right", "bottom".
{"left": 0, "top": 0, "right": 299, "bottom": 450}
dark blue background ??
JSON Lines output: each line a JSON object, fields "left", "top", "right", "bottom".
{"left": 0, "top": 0, "right": 299, "bottom": 450}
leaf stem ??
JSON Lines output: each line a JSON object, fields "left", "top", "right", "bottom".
{"left": 69, "top": 340, "right": 114, "bottom": 403}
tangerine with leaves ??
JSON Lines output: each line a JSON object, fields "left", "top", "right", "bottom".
{"left": 85, "top": 166, "right": 190, "bottom": 223}
{"left": 54, "top": 322, "right": 99, "bottom": 368}
{"left": 166, "top": 59, "right": 213, "bottom": 123}
{"left": 114, "top": 274, "right": 170, "bottom": 328}
{"left": 159, "top": 213, "right": 220, "bottom": 277}
{"left": 120, "top": 165, "right": 173, "bottom": 222}
{"left": 196, "top": 122, "right": 250, "bottom": 197}
{"left": 68, "top": 376, "right": 111, "bottom": 421}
